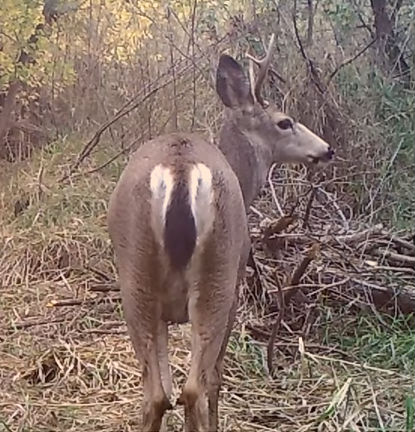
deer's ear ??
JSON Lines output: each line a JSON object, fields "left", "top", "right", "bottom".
{"left": 216, "top": 55, "right": 254, "bottom": 108}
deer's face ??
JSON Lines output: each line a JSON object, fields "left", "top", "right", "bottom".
{"left": 216, "top": 47, "right": 334, "bottom": 167}
{"left": 257, "top": 105, "right": 334, "bottom": 165}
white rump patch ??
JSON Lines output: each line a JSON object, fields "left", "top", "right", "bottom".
{"left": 150, "top": 164, "right": 174, "bottom": 224}
{"left": 189, "top": 163, "right": 214, "bottom": 242}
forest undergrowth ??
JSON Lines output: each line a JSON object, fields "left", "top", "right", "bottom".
{"left": 1, "top": 1, "right": 414, "bottom": 431}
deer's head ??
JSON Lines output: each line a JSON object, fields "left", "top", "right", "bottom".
{"left": 215, "top": 34, "right": 334, "bottom": 166}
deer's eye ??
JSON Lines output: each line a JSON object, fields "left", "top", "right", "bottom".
{"left": 277, "top": 119, "right": 293, "bottom": 130}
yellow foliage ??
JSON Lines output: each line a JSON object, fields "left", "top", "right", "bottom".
{"left": 0, "top": 0, "right": 254, "bottom": 92}
{"left": 0, "top": 0, "right": 73, "bottom": 92}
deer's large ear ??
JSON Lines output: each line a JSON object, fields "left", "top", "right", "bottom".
{"left": 216, "top": 55, "right": 254, "bottom": 108}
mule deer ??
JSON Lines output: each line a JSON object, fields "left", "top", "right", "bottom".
{"left": 216, "top": 34, "right": 334, "bottom": 209}
{"left": 216, "top": 34, "right": 333, "bottom": 282}
{"left": 108, "top": 34, "right": 334, "bottom": 432}
{"left": 108, "top": 133, "right": 249, "bottom": 431}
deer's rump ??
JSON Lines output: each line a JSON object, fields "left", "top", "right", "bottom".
{"left": 107, "top": 132, "right": 247, "bottom": 325}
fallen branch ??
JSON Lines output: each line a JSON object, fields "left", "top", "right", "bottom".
{"left": 83, "top": 328, "right": 127, "bottom": 335}
{"left": 302, "top": 186, "right": 316, "bottom": 229}
{"left": 262, "top": 215, "right": 297, "bottom": 258}
{"left": 332, "top": 224, "right": 383, "bottom": 243}
{"left": 378, "top": 249, "right": 415, "bottom": 268}
{"left": 46, "top": 299, "right": 84, "bottom": 307}
{"left": 12, "top": 317, "right": 66, "bottom": 330}
{"left": 274, "top": 223, "right": 384, "bottom": 246}
{"left": 286, "top": 243, "right": 320, "bottom": 304}
{"left": 46, "top": 296, "right": 122, "bottom": 307}
{"left": 267, "top": 243, "right": 320, "bottom": 375}
{"left": 266, "top": 275, "right": 284, "bottom": 375}
{"left": 332, "top": 273, "right": 415, "bottom": 315}
{"left": 382, "top": 233, "right": 415, "bottom": 254}
{"left": 89, "top": 283, "right": 120, "bottom": 292}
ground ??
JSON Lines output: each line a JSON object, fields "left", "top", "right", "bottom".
{"left": 0, "top": 140, "right": 414, "bottom": 431}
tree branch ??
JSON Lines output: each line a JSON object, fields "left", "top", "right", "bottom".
{"left": 327, "top": 37, "right": 377, "bottom": 85}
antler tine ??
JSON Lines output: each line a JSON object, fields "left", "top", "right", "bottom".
{"left": 247, "top": 53, "right": 256, "bottom": 103}
{"left": 246, "top": 33, "right": 275, "bottom": 107}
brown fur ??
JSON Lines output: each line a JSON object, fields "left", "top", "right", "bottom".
{"left": 108, "top": 133, "right": 249, "bottom": 431}
{"left": 216, "top": 44, "right": 333, "bottom": 209}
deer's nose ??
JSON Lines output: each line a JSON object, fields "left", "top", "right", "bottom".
{"left": 326, "top": 147, "right": 335, "bottom": 160}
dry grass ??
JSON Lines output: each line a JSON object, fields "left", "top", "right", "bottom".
{"left": 1, "top": 3, "right": 414, "bottom": 431}
{"left": 1, "top": 138, "right": 414, "bottom": 432}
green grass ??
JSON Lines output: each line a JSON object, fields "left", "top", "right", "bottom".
{"left": 406, "top": 395, "right": 415, "bottom": 432}
{"left": 321, "top": 310, "right": 414, "bottom": 431}
{"left": 1, "top": 134, "right": 125, "bottom": 229}
{"left": 228, "top": 331, "right": 268, "bottom": 378}
{"left": 324, "top": 312, "right": 415, "bottom": 374}
{"left": 336, "top": 67, "right": 415, "bottom": 229}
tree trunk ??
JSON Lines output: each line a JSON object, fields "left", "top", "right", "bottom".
{"left": 370, "top": 0, "right": 410, "bottom": 82}
{"left": 0, "top": 82, "right": 20, "bottom": 159}
{"left": 306, "top": 0, "right": 314, "bottom": 47}
{"left": 0, "top": 17, "right": 49, "bottom": 160}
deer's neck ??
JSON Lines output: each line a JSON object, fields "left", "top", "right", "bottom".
{"left": 218, "top": 121, "right": 273, "bottom": 209}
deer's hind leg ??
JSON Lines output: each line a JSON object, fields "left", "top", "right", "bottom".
{"left": 206, "top": 297, "right": 237, "bottom": 432}
{"left": 158, "top": 320, "right": 173, "bottom": 432}
{"left": 208, "top": 241, "right": 249, "bottom": 431}
{"left": 179, "top": 272, "right": 238, "bottom": 432}
{"left": 120, "top": 275, "right": 172, "bottom": 432}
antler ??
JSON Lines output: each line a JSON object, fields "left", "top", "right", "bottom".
{"left": 246, "top": 33, "right": 275, "bottom": 108}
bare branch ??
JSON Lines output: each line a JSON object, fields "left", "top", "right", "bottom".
{"left": 267, "top": 243, "right": 320, "bottom": 375}
{"left": 327, "top": 38, "right": 377, "bottom": 85}
{"left": 61, "top": 59, "right": 194, "bottom": 181}
{"left": 292, "top": 0, "right": 325, "bottom": 94}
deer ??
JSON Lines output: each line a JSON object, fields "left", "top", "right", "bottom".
{"left": 216, "top": 33, "right": 334, "bottom": 282}
{"left": 107, "top": 33, "right": 334, "bottom": 432}
{"left": 108, "top": 133, "right": 250, "bottom": 432}
{"left": 216, "top": 33, "right": 334, "bottom": 210}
